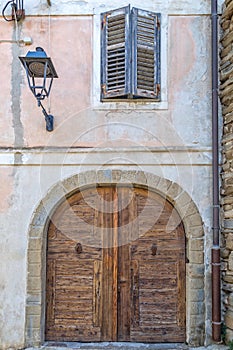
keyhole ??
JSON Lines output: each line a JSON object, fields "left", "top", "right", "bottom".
{"left": 75, "top": 242, "right": 82, "bottom": 254}
{"left": 151, "top": 243, "right": 157, "bottom": 256}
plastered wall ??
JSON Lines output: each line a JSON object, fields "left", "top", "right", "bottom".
{"left": 0, "top": 0, "right": 224, "bottom": 348}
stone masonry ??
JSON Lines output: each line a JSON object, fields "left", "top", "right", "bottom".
{"left": 220, "top": 0, "right": 233, "bottom": 343}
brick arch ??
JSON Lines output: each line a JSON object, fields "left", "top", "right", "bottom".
{"left": 25, "top": 170, "right": 204, "bottom": 347}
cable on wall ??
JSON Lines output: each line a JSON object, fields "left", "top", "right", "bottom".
{"left": 2, "top": 0, "right": 25, "bottom": 22}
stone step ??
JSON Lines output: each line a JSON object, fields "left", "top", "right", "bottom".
{"left": 25, "top": 343, "right": 228, "bottom": 350}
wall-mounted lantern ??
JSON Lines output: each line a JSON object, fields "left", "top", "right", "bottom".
{"left": 19, "top": 47, "right": 58, "bottom": 132}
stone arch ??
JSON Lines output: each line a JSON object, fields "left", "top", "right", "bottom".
{"left": 25, "top": 170, "right": 204, "bottom": 347}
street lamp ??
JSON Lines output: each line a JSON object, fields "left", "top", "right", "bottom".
{"left": 19, "top": 47, "right": 58, "bottom": 131}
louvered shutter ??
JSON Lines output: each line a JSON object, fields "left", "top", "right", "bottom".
{"left": 131, "top": 8, "right": 161, "bottom": 100}
{"left": 101, "top": 6, "right": 131, "bottom": 100}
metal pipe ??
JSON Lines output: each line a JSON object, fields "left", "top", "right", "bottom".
{"left": 211, "top": 0, "right": 221, "bottom": 342}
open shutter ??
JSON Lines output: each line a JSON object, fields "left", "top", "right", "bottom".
{"left": 101, "top": 6, "right": 131, "bottom": 100}
{"left": 132, "top": 8, "right": 161, "bottom": 100}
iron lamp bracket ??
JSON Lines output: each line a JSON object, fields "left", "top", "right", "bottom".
{"left": 19, "top": 47, "right": 58, "bottom": 132}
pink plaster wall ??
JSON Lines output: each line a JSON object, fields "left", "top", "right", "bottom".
{"left": 0, "top": 20, "right": 15, "bottom": 147}
{"left": 168, "top": 16, "right": 196, "bottom": 105}
{"left": 20, "top": 16, "right": 92, "bottom": 146}
{"left": 0, "top": 15, "right": 211, "bottom": 148}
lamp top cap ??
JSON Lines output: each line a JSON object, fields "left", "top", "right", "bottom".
{"left": 26, "top": 47, "right": 48, "bottom": 59}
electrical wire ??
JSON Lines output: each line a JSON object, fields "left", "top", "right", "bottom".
{"left": 0, "top": 39, "right": 24, "bottom": 44}
{"left": 2, "top": 0, "right": 15, "bottom": 22}
{"left": 12, "top": 4, "right": 19, "bottom": 45}
{"left": 2, "top": 0, "right": 25, "bottom": 22}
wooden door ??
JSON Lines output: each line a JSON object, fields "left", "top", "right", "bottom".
{"left": 45, "top": 186, "right": 186, "bottom": 342}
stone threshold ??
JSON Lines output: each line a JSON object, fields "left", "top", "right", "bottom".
{"left": 25, "top": 342, "right": 228, "bottom": 350}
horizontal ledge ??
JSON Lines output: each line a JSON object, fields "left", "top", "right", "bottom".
{"left": 0, "top": 146, "right": 213, "bottom": 153}
{"left": 0, "top": 147, "right": 214, "bottom": 166}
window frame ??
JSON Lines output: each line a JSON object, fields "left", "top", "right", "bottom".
{"left": 92, "top": 7, "right": 168, "bottom": 110}
{"left": 100, "top": 5, "right": 161, "bottom": 102}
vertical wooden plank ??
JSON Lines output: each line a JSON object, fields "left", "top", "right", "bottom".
{"left": 99, "top": 187, "right": 109, "bottom": 341}
{"left": 45, "top": 259, "right": 56, "bottom": 329}
{"left": 93, "top": 260, "right": 102, "bottom": 327}
{"left": 131, "top": 259, "right": 139, "bottom": 328}
{"left": 117, "top": 243, "right": 131, "bottom": 341}
{"left": 101, "top": 187, "right": 118, "bottom": 341}
{"left": 117, "top": 187, "right": 132, "bottom": 341}
{"left": 177, "top": 259, "right": 186, "bottom": 327}
{"left": 112, "top": 187, "right": 118, "bottom": 341}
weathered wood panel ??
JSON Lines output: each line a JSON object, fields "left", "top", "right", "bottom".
{"left": 45, "top": 186, "right": 186, "bottom": 343}
{"left": 45, "top": 189, "right": 103, "bottom": 342}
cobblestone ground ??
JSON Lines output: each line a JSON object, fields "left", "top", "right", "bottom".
{"left": 25, "top": 343, "right": 229, "bottom": 350}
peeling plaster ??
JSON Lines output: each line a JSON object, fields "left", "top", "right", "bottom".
{"left": 0, "top": 0, "right": 223, "bottom": 16}
{"left": 11, "top": 25, "right": 24, "bottom": 162}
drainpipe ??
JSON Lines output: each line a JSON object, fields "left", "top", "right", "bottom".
{"left": 211, "top": 0, "right": 221, "bottom": 343}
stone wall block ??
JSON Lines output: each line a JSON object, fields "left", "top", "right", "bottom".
{"left": 187, "top": 250, "right": 204, "bottom": 264}
{"left": 187, "top": 226, "right": 204, "bottom": 239}
{"left": 188, "top": 238, "right": 204, "bottom": 252}
{"left": 28, "top": 238, "right": 43, "bottom": 251}
{"left": 28, "top": 250, "right": 41, "bottom": 264}
{"left": 82, "top": 170, "right": 98, "bottom": 186}
{"left": 25, "top": 315, "right": 41, "bottom": 331}
{"left": 226, "top": 327, "right": 233, "bottom": 343}
{"left": 145, "top": 172, "right": 160, "bottom": 189}
{"left": 184, "top": 214, "right": 203, "bottom": 229}
{"left": 112, "top": 169, "right": 122, "bottom": 182}
{"left": 188, "top": 288, "right": 204, "bottom": 302}
{"left": 28, "top": 226, "right": 44, "bottom": 239}
{"left": 27, "top": 276, "right": 42, "bottom": 292}
{"left": 62, "top": 174, "right": 79, "bottom": 193}
{"left": 226, "top": 233, "right": 233, "bottom": 250}
{"left": 187, "top": 263, "right": 204, "bottom": 278}
{"left": 31, "top": 204, "right": 48, "bottom": 227}
{"left": 26, "top": 328, "right": 41, "bottom": 347}
{"left": 226, "top": 309, "right": 233, "bottom": 329}
{"left": 189, "top": 301, "right": 205, "bottom": 315}
{"left": 187, "top": 329, "right": 204, "bottom": 347}
{"left": 120, "top": 170, "right": 137, "bottom": 184}
{"left": 228, "top": 292, "right": 233, "bottom": 307}
{"left": 28, "top": 263, "right": 42, "bottom": 277}
{"left": 156, "top": 177, "right": 172, "bottom": 196}
{"left": 26, "top": 292, "right": 42, "bottom": 304}
{"left": 229, "top": 251, "right": 233, "bottom": 270}
{"left": 166, "top": 182, "right": 183, "bottom": 201}
{"left": 188, "top": 277, "right": 204, "bottom": 290}
{"left": 224, "top": 269, "right": 233, "bottom": 285}
{"left": 26, "top": 305, "right": 41, "bottom": 317}
{"left": 96, "top": 169, "right": 112, "bottom": 184}
{"left": 223, "top": 219, "right": 233, "bottom": 229}
{"left": 221, "top": 1, "right": 233, "bottom": 20}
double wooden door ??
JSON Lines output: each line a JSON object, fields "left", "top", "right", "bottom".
{"left": 46, "top": 186, "right": 186, "bottom": 342}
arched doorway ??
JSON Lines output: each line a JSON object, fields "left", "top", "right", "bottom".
{"left": 25, "top": 170, "right": 205, "bottom": 347}
{"left": 45, "top": 185, "right": 186, "bottom": 342}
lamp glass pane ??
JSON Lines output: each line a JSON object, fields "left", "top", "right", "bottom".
{"left": 28, "top": 61, "right": 51, "bottom": 77}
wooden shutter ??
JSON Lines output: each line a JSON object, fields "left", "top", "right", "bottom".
{"left": 132, "top": 8, "right": 161, "bottom": 100}
{"left": 101, "top": 6, "right": 131, "bottom": 100}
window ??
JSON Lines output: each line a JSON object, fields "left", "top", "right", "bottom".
{"left": 101, "top": 5, "right": 161, "bottom": 101}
